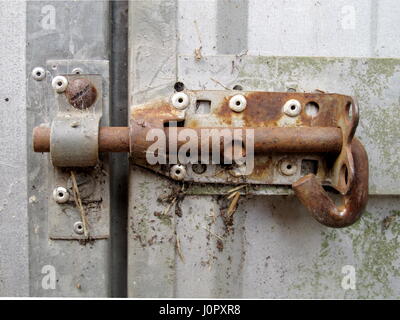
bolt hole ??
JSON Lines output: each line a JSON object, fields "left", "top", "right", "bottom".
{"left": 192, "top": 163, "right": 207, "bottom": 174}
{"left": 4, "top": 98, "right": 9, "bottom": 102}
{"left": 290, "top": 105, "right": 296, "bottom": 110}
{"left": 77, "top": 225, "right": 82, "bottom": 229}
{"left": 174, "top": 82, "right": 185, "bottom": 92}
{"left": 287, "top": 164, "right": 292, "bottom": 170}
{"left": 233, "top": 85, "right": 243, "bottom": 91}
{"left": 36, "top": 71, "right": 41, "bottom": 76}
{"left": 305, "top": 102, "right": 319, "bottom": 117}
{"left": 301, "top": 159, "right": 318, "bottom": 175}
{"left": 236, "top": 100, "right": 241, "bottom": 106}
{"left": 178, "top": 98, "right": 183, "bottom": 103}
{"left": 57, "top": 81, "right": 62, "bottom": 87}
{"left": 175, "top": 169, "right": 181, "bottom": 175}
{"left": 58, "top": 192, "right": 64, "bottom": 198}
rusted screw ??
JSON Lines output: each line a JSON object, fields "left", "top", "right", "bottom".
{"left": 65, "top": 78, "right": 97, "bottom": 109}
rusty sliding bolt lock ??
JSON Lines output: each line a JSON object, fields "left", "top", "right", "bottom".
{"left": 33, "top": 88, "right": 368, "bottom": 228}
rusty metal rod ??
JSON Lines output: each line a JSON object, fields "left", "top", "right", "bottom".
{"left": 292, "top": 138, "right": 368, "bottom": 228}
{"left": 164, "top": 127, "right": 342, "bottom": 154}
{"left": 33, "top": 127, "right": 130, "bottom": 153}
{"left": 33, "top": 126, "right": 342, "bottom": 154}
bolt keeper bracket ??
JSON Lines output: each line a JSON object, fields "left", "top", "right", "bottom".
{"left": 38, "top": 74, "right": 102, "bottom": 167}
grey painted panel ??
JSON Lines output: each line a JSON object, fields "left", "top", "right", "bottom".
{"left": 0, "top": 0, "right": 29, "bottom": 297}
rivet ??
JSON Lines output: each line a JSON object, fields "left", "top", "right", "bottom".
{"left": 32, "top": 67, "right": 46, "bottom": 81}
{"left": 229, "top": 94, "right": 247, "bottom": 112}
{"left": 73, "top": 221, "right": 84, "bottom": 235}
{"left": 171, "top": 92, "right": 190, "bottom": 110}
{"left": 170, "top": 164, "right": 186, "bottom": 180}
{"left": 53, "top": 186, "right": 69, "bottom": 204}
{"left": 283, "top": 99, "right": 302, "bottom": 117}
{"left": 72, "top": 67, "right": 83, "bottom": 75}
{"left": 52, "top": 76, "right": 68, "bottom": 93}
{"left": 280, "top": 160, "right": 297, "bottom": 176}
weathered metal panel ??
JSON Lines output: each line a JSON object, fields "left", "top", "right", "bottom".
{"left": 127, "top": 0, "right": 178, "bottom": 298}
{"left": 128, "top": 0, "right": 400, "bottom": 299}
{"left": 26, "top": 0, "right": 111, "bottom": 297}
{"left": 178, "top": 0, "right": 400, "bottom": 58}
{"left": 178, "top": 55, "right": 400, "bottom": 195}
{"left": 0, "top": 0, "right": 29, "bottom": 297}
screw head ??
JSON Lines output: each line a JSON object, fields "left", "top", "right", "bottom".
{"left": 53, "top": 186, "right": 69, "bottom": 204}
{"left": 229, "top": 94, "right": 247, "bottom": 112}
{"left": 283, "top": 99, "right": 302, "bottom": 117}
{"left": 171, "top": 92, "right": 190, "bottom": 109}
{"left": 65, "top": 78, "right": 97, "bottom": 109}
{"left": 52, "top": 76, "right": 68, "bottom": 93}
{"left": 170, "top": 164, "right": 186, "bottom": 181}
{"left": 32, "top": 67, "right": 46, "bottom": 81}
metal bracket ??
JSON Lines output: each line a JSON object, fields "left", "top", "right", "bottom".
{"left": 42, "top": 60, "right": 110, "bottom": 240}
{"left": 50, "top": 74, "right": 102, "bottom": 167}
{"left": 129, "top": 90, "right": 359, "bottom": 194}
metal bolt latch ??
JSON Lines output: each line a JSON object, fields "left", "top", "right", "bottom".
{"left": 33, "top": 89, "right": 369, "bottom": 228}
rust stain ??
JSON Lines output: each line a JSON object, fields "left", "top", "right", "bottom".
{"left": 212, "top": 92, "right": 345, "bottom": 128}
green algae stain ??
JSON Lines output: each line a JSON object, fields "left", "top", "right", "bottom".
{"left": 290, "top": 209, "right": 400, "bottom": 299}
{"left": 343, "top": 210, "right": 400, "bottom": 299}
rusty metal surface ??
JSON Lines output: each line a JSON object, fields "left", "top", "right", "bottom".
{"left": 129, "top": 90, "right": 358, "bottom": 193}
{"left": 178, "top": 55, "right": 400, "bottom": 196}
{"left": 33, "top": 82, "right": 366, "bottom": 229}
{"left": 33, "top": 126, "right": 50, "bottom": 153}
{"left": 65, "top": 78, "right": 98, "bottom": 110}
{"left": 125, "top": 0, "right": 399, "bottom": 300}
{"left": 293, "top": 138, "right": 369, "bottom": 228}
{"left": 99, "top": 127, "right": 130, "bottom": 152}
{"left": 33, "top": 126, "right": 130, "bottom": 153}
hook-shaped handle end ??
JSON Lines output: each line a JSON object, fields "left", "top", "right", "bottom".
{"left": 293, "top": 138, "right": 369, "bottom": 228}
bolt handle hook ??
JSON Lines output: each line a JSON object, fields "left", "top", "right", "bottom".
{"left": 292, "top": 138, "right": 368, "bottom": 228}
